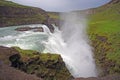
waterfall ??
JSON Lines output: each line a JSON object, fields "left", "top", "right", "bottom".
{"left": 42, "top": 25, "right": 51, "bottom": 34}
{"left": 43, "top": 12, "right": 98, "bottom": 78}
{"left": 0, "top": 20, "right": 98, "bottom": 77}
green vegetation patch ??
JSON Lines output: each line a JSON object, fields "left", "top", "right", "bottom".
{"left": 0, "top": 0, "right": 30, "bottom": 8}
{"left": 47, "top": 12, "right": 60, "bottom": 19}
{"left": 13, "top": 47, "right": 37, "bottom": 57}
{"left": 88, "top": 1, "right": 120, "bottom": 76}
{"left": 11, "top": 47, "right": 72, "bottom": 80}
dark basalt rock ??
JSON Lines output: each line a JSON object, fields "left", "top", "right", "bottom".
{"left": 0, "top": 0, "right": 56, "bottom": 32}
{"left": 13, "top": 53, "right": 73, "bottom": 80}
{"left": 15, "top": 27, "right": 44, "bottom": 32}
{"left": 0, "top": 46, "right": 73, "bottom": 80}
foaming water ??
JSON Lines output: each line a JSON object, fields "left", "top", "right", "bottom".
{"left": 0, "top": 14, "right": 97, "bottom": 77}
{"left": 43, "top": 12, "right": 98, "bottom": 77}
{"left": 0, "top": 24, "right": 48, "bottom": 52}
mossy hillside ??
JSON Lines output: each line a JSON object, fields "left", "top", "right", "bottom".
{"left": 88, "top": 0, "right": 120, "bottom": 76}
{"left": 47, "top": 12, "right": 60, "bottom": 26}
{"left": 0, "top": 0, "right": 29, "bottom": 8}
{"left": 0, "top": 0, "right": 49, "bottom": 27}
{"left": 88, "top": 3, "right": 120, "bottom": 34}
{"left": 11, "top": 47, "right": 73, "bottom": 80}
{"left": 47, "top": 12, "right": 60, "bottom": 19}
{"left": 12, "top": 47, "right": 38, "bottom": 60}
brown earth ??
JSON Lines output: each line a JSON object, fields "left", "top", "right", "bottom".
{"left": 0, "top": 63, "right": 42, "bottom": 80}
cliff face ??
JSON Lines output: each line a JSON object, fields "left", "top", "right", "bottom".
{"left": 73, "top": 0, "right": 120, "bottom": 77}
{"left": 0, "top": 0, "right": 56, "bottom": 32}
{"left": 0, "top": 6, "right": 48, "bottom": 26}
{"left": 88, "top": 0, "right": 120, "bottom": 77}
{"left": 0, "top": 63, "right": 42, "bottom": 80}
{"left": 0, "top": 46, "right": 73, "bottom": 80}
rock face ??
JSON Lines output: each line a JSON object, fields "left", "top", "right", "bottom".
{"left": 0, "top": 46, "right": 19, "bottom": 65}
{"left": 0, "top": 46, "right": 120, "bottom": 80}
{"left": 0, "top": 6, "right": 47, "bottom": 27}
{"left": 0, "top": 63, "right": 42, "bottom": 80}
{"left": 15, "top": 27, "right": 44, "bottom": 32}
{"left": 0, "top": 0, "right": 56, "bottom": 32}
{"left": 0, "top": 46, "right": 73, "bottom": 80}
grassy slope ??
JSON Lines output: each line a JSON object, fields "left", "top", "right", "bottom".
{"left": 88, "top": 0, "right": 120, "bottom": 76}
{"left": 0, "top": 0, "right": 29, "bottom": 8}
{"left": 0, "top": 0, "right": 48, "bottom": 27}
{"left": 11, "top": 47, "right": 72, "bottom": 80}
{"left": 1, "top": 0, "right": 120, "bottom": 77}
{"left": 47, "top": 12, "right": 60, "bottom": 19}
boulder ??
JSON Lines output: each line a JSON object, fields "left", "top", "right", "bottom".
{"left": 15, "top": 27, "right": 44, "bottom": 32}
{"left": 0, "top": 46, "right": 73, "bottom": 80}
{"left": 0, "top": 46, "right": 19, "bottom": 65}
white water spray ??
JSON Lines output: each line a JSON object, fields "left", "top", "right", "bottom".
{"left": 44, "top": 12, "right": 98, "bottom": 78}
{"left": 0, "top": 12, "right": 98, "bottom": 77}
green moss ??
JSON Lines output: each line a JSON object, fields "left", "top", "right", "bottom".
{"left": 12, "top": 47, "right": 37, "bottom": 57}
{"left": 88, "top": 1, "right": 120, "bottom": 35}
{"left": 0, "top": 0, "right": 30, "bottom": 8}
{"left": 39, "top": 53, "right": 60, "bottom": 62}
{"left": 47, "top": 12, "right": 59, "bottom": 19}
{"left": 10, "top": 47, "right": 72, "bottom": 80}
{"left": 88, "top": 1, "right": 120, "bottom": 76}
{"left": 0, "top": 0, "right": 49, "bottom": 27}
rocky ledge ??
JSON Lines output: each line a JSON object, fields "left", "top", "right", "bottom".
{"left": 0, "top": 63, "right": 42, "bottom": 80}
{"left": 0, "top": 46, "right": 73, "bottom": 80}
{"left": 15, "top": 27, "right": 44, "bottom": 32}
{"left": 0, "top": 0, "right": 57, "bottom": 33}
{"left": 0, "top": 46, "right": 120, "bottom": 80}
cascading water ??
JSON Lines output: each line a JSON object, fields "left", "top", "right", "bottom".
{"left": 0, "top": 24, "right": 49, "bottom": 52}
{"left": 0, "top": 12, "right": 97, "bottom": 78}
{"left": 43, "top": 12, "right": 98, "bottom": 77}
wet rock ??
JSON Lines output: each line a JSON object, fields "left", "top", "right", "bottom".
{"left": 15, "top": 27, "right": 32, "bottom": 31}
{"left": 15, "top": 27, "right": 44, "bottom": 32}
{"left": 0, "top": 46, "right": 73, "bottom": 80}
{"left": 18, "top": 53, "right": 73, "bottom": 80}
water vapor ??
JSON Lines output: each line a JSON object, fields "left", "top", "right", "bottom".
{"left": 60, "top": 12, "right": 98, "bottom": 77}
{"left": 44, "top": 12, "right": 98, "bottom": 77}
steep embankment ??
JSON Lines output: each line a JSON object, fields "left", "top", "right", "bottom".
{"left": 0, "top": 46, "right": 73, "bottom": 80}
{"left": 0, "top": 0, "right": 47, "bottom": 26}
{"left": 0, "top": 64, "right": 42, "bottom": 80}
{"left": 0, "top": 0, "right": 59, "bottom": 32}
{"left": 88, "top": 0, "right": 120, "bottom": 76}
